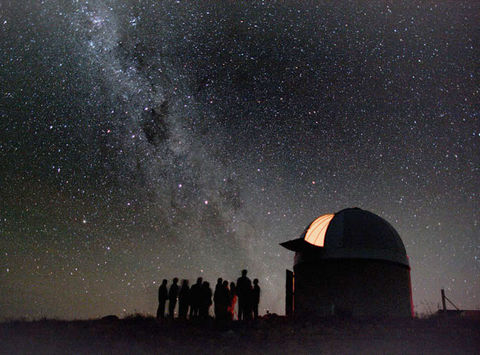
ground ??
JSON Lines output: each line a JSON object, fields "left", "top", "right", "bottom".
{"left": 1, "top": 315, "right": 479, "bottom": 354}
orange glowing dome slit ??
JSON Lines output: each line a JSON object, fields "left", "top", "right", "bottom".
{"left": 304, "top": 214, "right": 335, "bottom": 247}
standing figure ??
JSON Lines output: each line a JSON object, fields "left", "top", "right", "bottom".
{"left": 189, "top": 277, "right": 203, "bottom": 319}
{"left": 157, "top": 279, "right": 168, "bottom": 319}
{"left": 228, "top": 282, "right": 237, "bottom": 320}
{"left": 168, "top": 277, "right": 179, "bottom": 319}
{"left": 200, "top": 281, "right": 212, "bottom": 319}
{"left": 245, "top": 284, "right": 253, "bottom": 321}
{"left": 236, "top": 269, "right": 251, "bottom": 320}
{"left": 178, "top": 279, "right": 190, "bottom": 319}
{"left": 252, "top": 278, "right": 261, "bottom": 319}
{"left": 218, "top": 280, "right": 231, "bottom": 321}
{"left": 213, "top": 278, "right": 223, "bottom": 319}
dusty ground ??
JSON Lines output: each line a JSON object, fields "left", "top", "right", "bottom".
{"left": 1, "top": 315, "right": 479, "bottom": 354}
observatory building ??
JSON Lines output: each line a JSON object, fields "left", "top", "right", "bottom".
{"left": 281, "top": 208, "right": 413, "bottom": 318}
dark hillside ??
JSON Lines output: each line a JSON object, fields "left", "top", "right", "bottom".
{"left": 1, "top": 316, "right": 478, "bottom": 354}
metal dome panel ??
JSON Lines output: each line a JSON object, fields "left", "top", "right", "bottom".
{"left": 304, "top": 214, "right": 335, "bottom": 247}
{"left": 281, "top": 208, "right": 410, "bottom": 267}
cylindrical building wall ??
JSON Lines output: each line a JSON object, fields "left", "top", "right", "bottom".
{"left": 293, "top": 258, "right": 412, "bottom": 318}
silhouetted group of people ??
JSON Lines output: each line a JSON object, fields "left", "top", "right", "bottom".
{"left": 157, "top": 270, "right": 261, "bottom": 321}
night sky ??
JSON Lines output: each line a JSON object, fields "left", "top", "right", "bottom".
{"left": 1, "top": 0, "right": 479, "bottom": 320}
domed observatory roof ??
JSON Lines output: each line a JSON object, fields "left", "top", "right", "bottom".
{"left": 281, "top": 208, "right": 409, "bottom": 267}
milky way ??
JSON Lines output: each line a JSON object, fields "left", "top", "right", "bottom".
{"left": 1, "top": 0, "right": 479, "bottom": 319}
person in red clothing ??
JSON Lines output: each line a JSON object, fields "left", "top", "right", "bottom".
{"left": 227, "top": 282, "right": 237, "bottom": 320}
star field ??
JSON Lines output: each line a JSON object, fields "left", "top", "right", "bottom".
{"left": 0, "top": 0, "right": 479, "bottom": 319}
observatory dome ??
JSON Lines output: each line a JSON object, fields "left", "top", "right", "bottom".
{"left": 281, "top": 208, "right": 413, "bottom": 318}
{"left": 281, "top": 208, "right": 409, "bottom": 267}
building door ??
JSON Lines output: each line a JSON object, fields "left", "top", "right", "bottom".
{"left": 286, "top": 269, "right": 294, "bottom": 316}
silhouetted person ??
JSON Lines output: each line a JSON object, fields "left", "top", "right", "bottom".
{"left": 252, "top": 278, "right": 260, "bottom": 319}
{"left": 178, "top": 279, "right": 190, "bottom": 319}
{"left": 200, "top": 281, "right": 212, "bottom": 319}
{"left": 213, "top": 278, "right": 223, "bottom": 319}
{"left": 244, "top": 284, "right": 253, "bottom": 321}
{"left": 217, "top": 280, "right": 231, "bottom": 321}
{"left": 189, "top": 277, "right": 202, "bottom": 319}
{"left": 236, "top": 269, "right": 251, "bottom": 320}
{"left": 228, "top": 282, "right": 237, "bottom": 320}
{"left": 157, "top": 279, "right": 168, "bottom": 319}
{"left": 168, "top": 277, "right": 179, "bottom": 319}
